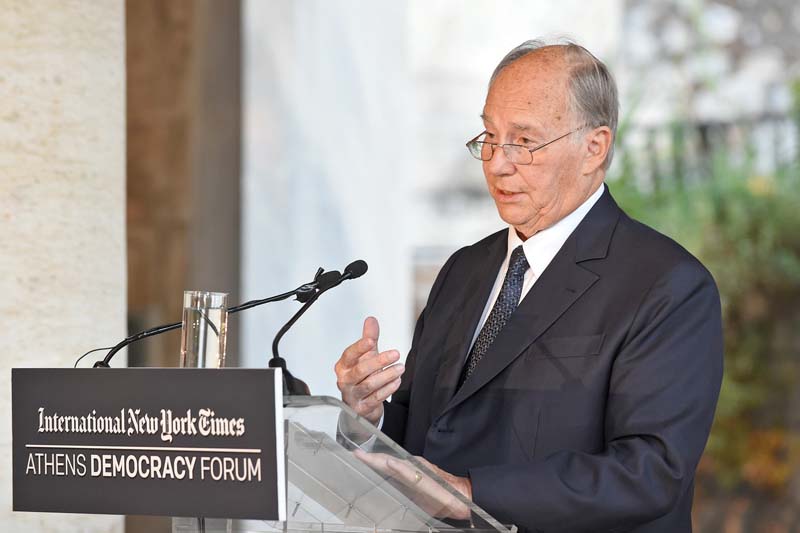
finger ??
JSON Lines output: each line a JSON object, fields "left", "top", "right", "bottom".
{"left": 353, "top": 450, "right": 392, "bottom": 474}
{"left": 386, "top": 457, "right": 426, "bottom": 488}
{"left": 358, "top": 377, "right": 402, "bottom": 412}
{"left": 414, "top": 456, "right": 437, "bottom": 472}
{"left": 387, "top": 458, "right": 458, "bottom": 517}
{"left": 352, "top": 448, "right": 370, "bottom": 462}
{"left": 351, "top": 349, "right": 400, "bottom": 382}
{"left": 355, "top": 450, "right": 392, "bottom": 463}
{"left": 362, "top": 316, "right": 380, "bottom": 344}
{"left": 354, "top": 364, "right": 405, "bottom": 399}
{"left": 338, "top": 317, "right": 382, "bottom": 372}
{"left": 339, "top": 336, "right": 377, "bottom": 368}
{"left": 411, "top": 457, "right": 451, "bottom": 486}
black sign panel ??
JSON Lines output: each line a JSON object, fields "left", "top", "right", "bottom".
{"left": 12, "top": 368, "right": 285, "bottom": 520}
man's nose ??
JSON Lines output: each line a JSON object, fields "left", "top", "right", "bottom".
{"left": 484, "top": 145, "right": 515, "bottom": 176}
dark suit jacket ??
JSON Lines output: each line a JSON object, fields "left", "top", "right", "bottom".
{"left": 382, "top": 186, "right": 723, "bottom": 532}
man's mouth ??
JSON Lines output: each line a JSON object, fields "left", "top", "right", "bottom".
{"left": 495, "top": 188, "right": 522, "bottom": 201}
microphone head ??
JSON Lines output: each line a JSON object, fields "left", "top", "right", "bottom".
{"left": 317, "top": 270, "right": 342, "bottom": 291}
{"left": 344, "top": 260, "right": 368, "bottom": 279}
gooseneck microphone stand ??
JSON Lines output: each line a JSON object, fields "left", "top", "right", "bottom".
{"left": 269, "top": 260, "right": 368, "bottom": 395}
{"left": 268, "top": 271, "right": 342, "bottom": 395}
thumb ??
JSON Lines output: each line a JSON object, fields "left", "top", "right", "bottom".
{"left": 363, "top": 316, "right": 380, "bottom": 344}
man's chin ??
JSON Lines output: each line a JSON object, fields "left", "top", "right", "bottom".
{"left": 495, "top": 209, "right": 541, "bottom": 238}
{"left": 495, "top": 205, "right": 528, "bottom": 226}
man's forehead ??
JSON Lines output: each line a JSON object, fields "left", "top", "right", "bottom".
{"left": 481, "top": 110, "right": 545, "bottom": 132}
{"left": 483, "top": 53, "right": 571, "bottom": 125}
{"left": 487, "top": 74, "right": 568, "bottom": 105}
{"left": 483, "top": 90, "right": 569, "bottom": 128}
{"left": 482, "top": 103, "right": 537, "bottom": 113}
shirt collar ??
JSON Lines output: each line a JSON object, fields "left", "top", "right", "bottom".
{"left": 506, "top": 184, "right": 605, "bottom": 276}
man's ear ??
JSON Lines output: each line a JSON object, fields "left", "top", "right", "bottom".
{"left": 581, "top": 126, "right": 612, "bottom": 175}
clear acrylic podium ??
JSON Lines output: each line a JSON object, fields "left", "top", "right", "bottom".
{"left": 175, "top": 396, "right": 513, "bottom": 533}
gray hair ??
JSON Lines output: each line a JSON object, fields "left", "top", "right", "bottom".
{"left": 490, "top": 39, "right": 619, "bottom": 170}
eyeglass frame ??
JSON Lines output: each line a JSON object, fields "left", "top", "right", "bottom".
{"left": 465, "top": 126, "right": 586, "bottom": 165}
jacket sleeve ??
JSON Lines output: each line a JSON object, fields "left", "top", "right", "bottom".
{"left": 382, "top": 247, "right": 464, "bottom": 445}
{"left": 469, "top": 259, "right": 724, "bottom": 532}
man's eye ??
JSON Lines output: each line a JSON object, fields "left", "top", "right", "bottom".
{"left": 520, "top": 138, "right": 535, "bottom": 146}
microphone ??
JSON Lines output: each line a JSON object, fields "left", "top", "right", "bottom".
{"left": 315, "top": 260, "right": 368, "bottom": 293}
{"left": 344, "top": 259, "right": 368, "bottom": 280}
{"left": 90, "top": 267, "right": 337, "bottom": 368}
{"left": 270, "top": 260, "right": 368, "bottom": 396}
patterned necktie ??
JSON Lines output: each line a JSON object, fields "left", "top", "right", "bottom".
{"left": 458, "top": 245, "right": 529, "bottom": 388}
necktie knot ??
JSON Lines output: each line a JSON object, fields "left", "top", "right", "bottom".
{"left": 508, "top": 245, "right": 529, "bottom": 278}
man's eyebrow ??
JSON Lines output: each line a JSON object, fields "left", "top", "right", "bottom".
{"left": 510, "top": 122, "right": 540, "bottom": 134}
{"left": 480, "top": 113, "right": 492, "bottom": 124}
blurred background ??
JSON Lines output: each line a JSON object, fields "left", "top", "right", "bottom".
{"left": 2, "top": 0, "right": 800, "bottom": 531}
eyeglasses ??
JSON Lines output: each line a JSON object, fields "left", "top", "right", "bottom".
{"left": 465, "top": 127, "right": 583, "bottom": 165}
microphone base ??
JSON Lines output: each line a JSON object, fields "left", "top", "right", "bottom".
{"left": 269, "top": 357, "right": 310, "bottom": 396}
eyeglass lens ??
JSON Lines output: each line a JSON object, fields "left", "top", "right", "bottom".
{"left": 472, "top": 141, "right": 530, "bottom": 164}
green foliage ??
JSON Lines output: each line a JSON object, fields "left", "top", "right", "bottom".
{"left": 610, "top": 151, "right": 800, "bottom": 493}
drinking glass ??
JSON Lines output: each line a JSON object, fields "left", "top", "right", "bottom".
{"left": 174, "top": 291, "right": 231, "bottom": 533}
{"left": 179, "top": 291, "right": 228, "bottom": 369}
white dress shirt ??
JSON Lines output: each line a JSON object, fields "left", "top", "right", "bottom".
{"left": 468, "top": 184, "right": 605, "bottom": 354}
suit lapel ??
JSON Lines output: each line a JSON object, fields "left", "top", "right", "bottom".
{"left": 429, "top": 233, "right": 506, "bottom": 419}
{"left": 439, "top": 187, "right": 622, "bottom": 416}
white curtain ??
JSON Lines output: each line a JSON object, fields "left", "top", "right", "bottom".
{"left": 242, "top": 0, "right": 413, "bottom": 395}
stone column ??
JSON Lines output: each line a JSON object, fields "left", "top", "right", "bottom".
{"left": 126, "top": 0, "right": 241, "bottom": 371}
{"left": 0, "top": 1, "right": 126, "bottom": 532}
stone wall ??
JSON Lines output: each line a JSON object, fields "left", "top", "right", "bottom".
{"left": 0, "top": 1, "right": 126, "bottom": 531}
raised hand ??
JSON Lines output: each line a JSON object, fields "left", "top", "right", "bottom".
{"left": 335, "top": 317, "right": 405, "bottom": 425}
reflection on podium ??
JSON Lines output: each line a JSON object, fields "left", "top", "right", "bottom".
{"left": 232, "top": 396, "right": 514, "bottom": 533}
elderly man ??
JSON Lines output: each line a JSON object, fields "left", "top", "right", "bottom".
{"left": 335, "top": 39, "right": 723, "bottom": 532}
